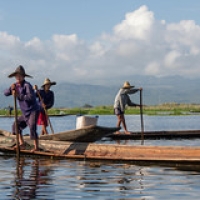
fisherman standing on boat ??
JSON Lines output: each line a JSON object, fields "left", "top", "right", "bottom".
{"left": 4, "top": 65, "right": 40, "bottom": 151}
{"left": 34, "top": 78, "right": 56, "bottom": 135}
{"left": 114, "top": 81, "right": 142, "bottom": 134}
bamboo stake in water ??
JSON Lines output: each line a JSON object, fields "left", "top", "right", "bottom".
{"left": 140, "top": 89, "right": 144, "bottom": 145}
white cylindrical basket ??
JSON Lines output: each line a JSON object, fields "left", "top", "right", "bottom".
{"left": 76, "top": 115, "right": 98, "bottom": 129}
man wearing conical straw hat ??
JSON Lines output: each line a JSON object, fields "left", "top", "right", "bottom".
{"left": 4, "top": 65, "right": 40, "bottom": 151}
{"left": 34, "top": 78, "right": 56, "bottom": 135}
{"left": 114, "top": 81, "right": 142, "bottom": 134}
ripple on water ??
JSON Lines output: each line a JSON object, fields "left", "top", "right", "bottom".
{"left": 0, "top": 158, "right": 199, "bottom": 199}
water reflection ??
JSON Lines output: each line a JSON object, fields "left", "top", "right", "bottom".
{"left": 115, "top": 139, "right": 128, "bottom": 145}
{"left": 0, "top": 157, "right": 199, "bottom": 200}
{"left": 75, "top": 161, "right": 147, "bottom": 199}
{"left": 12, "top": 158, "right": 53, "bottom": 200}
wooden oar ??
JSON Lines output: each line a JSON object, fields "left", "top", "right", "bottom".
{"left": 13, "top": 92, "right": 20, "bottom": 159}
{"left": 140, "top": 89, "right": 144, "bottom": 145}
{"left": 36, "top": 90, "right": 54, "bottom": 134}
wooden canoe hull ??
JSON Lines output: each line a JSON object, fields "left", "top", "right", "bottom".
{"left": 39, "top": 125, "right": 120, "bottom": 142}
{"left": 0, "top": 126, "right": 120, "bottom": 142}
{"left": 2, "top": 128, "right": 200, "bottom": 166}
{"left": 1, "top": 136, "right": 200, "bottom": 166}
{"left": 107, "top": 130, "right": 200, "bottom": 140}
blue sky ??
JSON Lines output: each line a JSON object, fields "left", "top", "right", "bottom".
{"left": 1, "top": 0, "right": 200, "bottom": 41}
{"left": 1, "top": 0, "right": 200, "bottom": 86}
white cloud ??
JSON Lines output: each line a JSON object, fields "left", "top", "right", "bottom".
{"left": 113, "top": 5, "right": 154, "bottom": 40}
{"left": 164, "top": 50, "right": 181, "bottom": 67}
{"left": 1, "top": 5, "right": 200, "bottom": 86}
{"left": 145, "top": 62, "right": 160, "bottom": 75}
{"left": 0, "top": 32, "right": 20, "bottom": 46}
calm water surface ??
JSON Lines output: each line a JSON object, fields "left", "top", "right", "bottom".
{"left": 0, "top": 115, "right": 200, "bottom": 199}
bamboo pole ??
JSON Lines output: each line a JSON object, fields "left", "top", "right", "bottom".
{"left": 140, "top": 89, "right": 144, "bottom": 145}
{"left": 13, "top": 93, "right": 20, "bottom": 159}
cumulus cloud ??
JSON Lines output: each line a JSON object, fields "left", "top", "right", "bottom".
{"left": 1, "top": 5, "right": 200, "bottom": 86}
{"left": 113, "top": 5, "right": 154, "bottom": 41}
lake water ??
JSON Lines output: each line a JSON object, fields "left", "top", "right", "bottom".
{"left": 0, "top": 115, "right": 200, "bottom": 200}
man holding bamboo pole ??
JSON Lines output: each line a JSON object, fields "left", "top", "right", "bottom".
{"left": 4, "top": 65, "right": 40, "bottom": 152}
{"left": 114, "top": 81, "right": 142, "bottom": 134}
{"left": 34, "top": 78, "right": 56, "bottom": 135}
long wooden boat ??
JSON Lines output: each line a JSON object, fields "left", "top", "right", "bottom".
{"left": 1, "top": 135, "right": 200, "bottom": 167}
{"left": 107, "top": 129, "right": 200, "bottom": 140}
{"left": 0, "top": 125, "right": 120, "bottom": 142}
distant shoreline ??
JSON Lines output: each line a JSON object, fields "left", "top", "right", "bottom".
{"left": 2, "top": 103, "right": 200, "bottom": 116}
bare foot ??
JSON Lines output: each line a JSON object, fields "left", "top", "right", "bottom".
{"left": 115, "top": 131, "right": 121, "bottom": 135}
{"left": 13, "top": 144, "right": 25, "bottom": 150}
{"left": 31, "top": 148, "right": 40, "bottom": 152}
{"left": 124, "top": 131, "right": 131, "bottom": 135}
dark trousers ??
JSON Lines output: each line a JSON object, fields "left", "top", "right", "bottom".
{"left": 12, "top": 110, "right": 39, "bottom": 140}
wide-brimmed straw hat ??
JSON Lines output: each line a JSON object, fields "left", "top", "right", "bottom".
{"left": 122, "top": 81, "right": 134, "bottom": 89}
{"left": 8, "top": 65, "right": 33, "bottom": 78}
{"left": 42, "top": 78, "right": 56, "bottom": 87}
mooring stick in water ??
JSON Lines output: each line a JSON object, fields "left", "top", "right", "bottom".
{"left": 140, "top": 89, "right": 144, "bottom": 144}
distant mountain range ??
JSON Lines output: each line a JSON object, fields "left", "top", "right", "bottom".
{"left": 1, "top": 75, "right": 200, "bottom": 108}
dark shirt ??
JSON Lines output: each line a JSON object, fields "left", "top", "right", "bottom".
{"left": 4, "top": 80, "right": 39, "bottom": 119}
{"left": 37, "top": 89, "right": 54, "bottom": 110}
